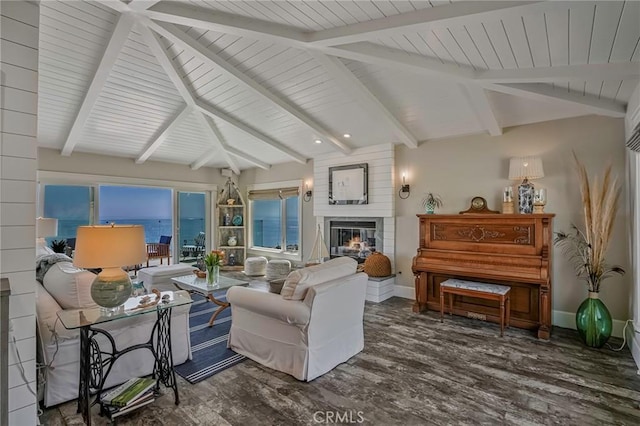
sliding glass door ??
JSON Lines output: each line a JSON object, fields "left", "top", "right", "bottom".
{"left": 177, "top": 191, "right": 207, "bottom": 263}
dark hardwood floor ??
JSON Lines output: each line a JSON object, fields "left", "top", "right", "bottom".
{"left": 42, "top": 297, "right": 640, "bottom": 425}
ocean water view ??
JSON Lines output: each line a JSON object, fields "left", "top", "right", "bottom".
{"left": 55, "top": 218, "right": 205, "bottom": 246}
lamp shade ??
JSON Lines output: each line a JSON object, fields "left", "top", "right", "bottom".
{"left": 36, "top": 217, "right": 58, "bottom": 239}
{"left": 73, "top": 225, "right": 147, "bottom": 269}
{"left": 508, "top": 157, "right": 544, "bottom": 180}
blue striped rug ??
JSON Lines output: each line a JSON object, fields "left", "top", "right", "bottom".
{"left": 174, "top": 292, "right": 246, "bottom": 384}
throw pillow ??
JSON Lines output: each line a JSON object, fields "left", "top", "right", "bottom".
{"left": 43, "top": 262, "right": 98, "bottom": 309}
{"left": 268, "top": 279, "right": 286, "bottom": 294}
{"left": 281, "top": 257, "right": 357, "bottom": 300}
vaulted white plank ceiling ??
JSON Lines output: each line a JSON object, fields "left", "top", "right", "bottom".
{"left": 36, "top": 1, "right": 640, "bottom": 171}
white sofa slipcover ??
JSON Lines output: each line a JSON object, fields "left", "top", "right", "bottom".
{"left": 36, "top": 264, "right": 192, "bottom": 407}
{"left": 227, "top": 258, "right": 368, "bottom": 381}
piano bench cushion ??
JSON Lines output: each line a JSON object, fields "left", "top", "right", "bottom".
{"left": 440, "top": 279, "right": 510, "bottom": 296}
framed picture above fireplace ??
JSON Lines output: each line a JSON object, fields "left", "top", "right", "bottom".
{"left": 328, "top": 163, "right": 368, "bottom": 205}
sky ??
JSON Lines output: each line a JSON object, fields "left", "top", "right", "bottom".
{"left": 100, "top": 186, "right": 172, "bottom": 220}
{"left": 44, "top": 185, "right": 205, "bottom": 221}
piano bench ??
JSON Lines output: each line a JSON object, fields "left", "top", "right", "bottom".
{"left": 439, "top": 279, "right": 511, "bottom": 337}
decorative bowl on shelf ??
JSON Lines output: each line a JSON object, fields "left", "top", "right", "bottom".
{"left": 226, "top": 199, "right": 235, "bottom": 205}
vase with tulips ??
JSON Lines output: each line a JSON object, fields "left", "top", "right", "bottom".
{"left": 203, "top": 250, "right": 224, "bottom": 285}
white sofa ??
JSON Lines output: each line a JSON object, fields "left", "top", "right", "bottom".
{"left": 36, "top": 261, "right": 192, "bottom": 407}
{"left": 227, "top": 257, "right": 368, "bottom": 381}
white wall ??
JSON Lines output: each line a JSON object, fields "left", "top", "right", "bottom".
{"left": 38, "top": 147, "right": 225, "bottom": 185}
{"left": 395, "top": 115, "right": 630, "bottom": 328}
{"left": 0, "top": 2, "right": 39, "bottom": 424}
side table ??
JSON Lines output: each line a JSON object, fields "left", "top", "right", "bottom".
{"left": 57, "top": 291, "right": 192, "bottom": 425}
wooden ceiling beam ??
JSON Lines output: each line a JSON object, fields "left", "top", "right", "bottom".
{"left": 308, "top": 1, "right": 543, "bottom": 47}
{"left": 128, "top": 1, "right": 161, "bottom": 11}
{"left": 224, "top": 146, "right": 271, "bottom": 170}
{"left": 135, "top": 104, "right": 191, "bottom": 164}
{"left": 142, "top": 2, "right": 305, "bottom": 47}
{"left": 486, "top": 83, "right": 626, "bottom": 118}
{"left": 190, "top": 114, "right": 238, "bottom": 172}
{"left": 61, "top": 13, "right": 135, "bottom": 156}
{"left": 140, "top": 24, "right": 241, "bottom": 173}
{"left": 326, "top": 42, "right": 627, "bottom": 118}
{"left": 146, "top": 20, "right": 351, "bottom": 154}
{"left": 475, "top": 62, "right": 640, "bottom": 84}
{"left": 462, "top": 84, "right": 502, "bottom": 136}
{"left": 308, "top": 50, "right": 418, "bottom": 148}
{"left": 195, "top": 99, "right": 307, "bottom": 165}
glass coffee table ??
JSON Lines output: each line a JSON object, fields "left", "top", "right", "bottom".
{"left": 171, "top": 274, "right": 249, "bottom": 326}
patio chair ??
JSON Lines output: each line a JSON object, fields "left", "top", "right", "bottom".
{"left": 194, "top": 232, "right": 206, "bottom": 257}
{"left": 146, "top": 235, "right": 171, "bottom": 267}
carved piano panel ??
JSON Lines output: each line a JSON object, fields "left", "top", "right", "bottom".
{"left": 412, "top": 214, "right": 554, "bottom": 339}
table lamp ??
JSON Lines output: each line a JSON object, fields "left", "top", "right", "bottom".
{"left": 508, "top": 156, "right": 544, "bottom": 214}
{"left": 73, "top": 224, "right": 147, "bottom": 310}
{"left": 36, "top": 217, "right": 58, "bottom": 245}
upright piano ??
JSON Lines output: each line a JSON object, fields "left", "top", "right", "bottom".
{"left": 411, "top": 214, "right": 554, "bottom": 339}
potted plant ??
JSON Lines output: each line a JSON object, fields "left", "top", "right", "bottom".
{"left": 554, "top": 154, "right": 625, "bottom": 348}
{"left": 203, "top": 250, "right": 225, "bottom": 285}
{"left": 50, "top": 239, "right": 67, "bottom": 254}
{"left": 421, "top": 193, "right": 443, "bottom": 214}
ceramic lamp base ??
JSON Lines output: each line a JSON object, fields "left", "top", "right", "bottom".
{"left": 533, "top": 204, "right": 545, "bottom": 213}
{"left": 517, "top": 180, "right": 534, "bottom": 214}
{"left": 90, "top": 267, "right": 132, "bottom": 309}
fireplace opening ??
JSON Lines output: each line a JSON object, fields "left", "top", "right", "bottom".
{"left": 329, "top": 220, "right": 378, "bottom": 264}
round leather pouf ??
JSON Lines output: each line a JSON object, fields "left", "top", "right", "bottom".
{"left": 363, "top": 252, "right": 391, "bottom": 277}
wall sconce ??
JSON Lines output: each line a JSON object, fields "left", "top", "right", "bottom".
{"left": 399, "top": 172, "right": 410, "bottom": 199}
{"left": 303, "top": 180, "right": 313, "bottom": 202}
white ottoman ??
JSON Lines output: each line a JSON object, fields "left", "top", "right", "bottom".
{"left": 245, "top": 256, "right": 268, "bottom": 276}
{"left": 266, "top": 259, "right": 291, "bottom": 281}
{"left": 138, "top": 264, "right": 195, "bottom": 292}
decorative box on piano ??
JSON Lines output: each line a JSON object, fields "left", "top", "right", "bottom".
{"left": 411, "top": 213, "right": 554, "bottom": 339}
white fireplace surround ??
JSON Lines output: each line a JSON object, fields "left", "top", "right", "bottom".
{"left": 313, "top": 144, "right": 396, "bottom": 277}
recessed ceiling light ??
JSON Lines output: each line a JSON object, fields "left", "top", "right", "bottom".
{"left": 343, "top": 133, "right": 351, "bottom": 138}
{"left": 314, "top": 139, "right": 322, "bottom": 144}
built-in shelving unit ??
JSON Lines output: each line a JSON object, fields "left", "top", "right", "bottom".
{"left": 216, "top": 178, "right": 246, "bottom": 270}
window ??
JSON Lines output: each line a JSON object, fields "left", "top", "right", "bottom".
{"left": 248, "top": 183, "right": 301, "bottom": 257}
{"left": 38, "top": 172, "right": 215, "bottom": 264}
{"left": 43, "top": 185, "right": 94, "bottom": 239}
{"left": 98, "top": 185, "right": 172, "bottom": 244}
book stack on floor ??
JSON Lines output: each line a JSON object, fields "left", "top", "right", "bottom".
{"left": 101, "top": 377, "right": 156, "bottom": 419}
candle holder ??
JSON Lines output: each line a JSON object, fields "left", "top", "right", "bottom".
{"left": 502, "top": 186, "right": 514, "bottom": 214}
{"left": 533, "top": 188, "right": 547, "bottom": 213}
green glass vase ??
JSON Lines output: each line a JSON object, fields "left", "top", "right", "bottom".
{"left": 575, "top": 292, "right": 612, "bottom": 348}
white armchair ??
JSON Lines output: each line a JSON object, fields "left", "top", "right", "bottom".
{"left": 227, "top": 258, "right": 368, "bottom": 381}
